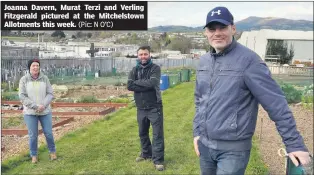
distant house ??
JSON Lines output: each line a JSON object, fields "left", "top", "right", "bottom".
{"left": 1, "top": 39, "right": 17, "bottom": 46}
{"left": 37, "top": 42, "right": 139, "bottom": 58}
{"left": 238, "top": 29, "right": 313, "bottom": 64}
{"left": 161, "top": 50, "right": 186, "bottom": 59}
{"left": 190, "top": 49, "right": 207, "bottom": 58}
{"left": 39, "top": 50, "right": 78, "bottom": 58}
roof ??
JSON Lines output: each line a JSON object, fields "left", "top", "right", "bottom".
{"left": 240, "top": 29, "right": 313, "bottom": 40}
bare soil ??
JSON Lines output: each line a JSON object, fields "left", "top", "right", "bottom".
{"left": 254, "top": 104, "right": 313, "bottom": 175}
{"left": 1, "top": 114, "right": 112, "bottom": 161}
{"left": 52, "top": 107, "right": 110, "bottom": 112}
{"left": 65, "top": 85, "right": 132, "bottom": 99}
{"left": 1, "top": 116, "right": 67, "bottom": 130}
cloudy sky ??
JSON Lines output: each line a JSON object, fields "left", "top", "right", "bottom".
{"left": 148, "top": 2, "right": 313, "bottom": 28}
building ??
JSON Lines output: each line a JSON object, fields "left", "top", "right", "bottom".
{"left": 1, "top": 39, "right": 17, "bottom": 46}
{"left": 238, "top": 29, "right": 313, "bottom": 64}
{"left": 190, "top": 49, "right": 207, "bottom": 58}
{"left": 1, "top": 46, "right": 39, "bottom": 58}
{"left": 36, "top": 42, "right": 139, "bottom": 58}
{"left": 161, "top": 50, "right": 186, "bottom": 59}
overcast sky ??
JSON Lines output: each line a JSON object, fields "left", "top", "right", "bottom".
{"left": 148, "top": 2, "right": 314, "bottom": 28}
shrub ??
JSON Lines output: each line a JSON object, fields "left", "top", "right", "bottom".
{"left": 1, "top": 82, "right": 8, "bottom": 91}
{"left": 105, "top": 97, "right": 131, "bottom": 103}
{"left": 1, "top": 92, "right": 19, "bottom": 100}
{"left": 301, "top": 84, "right": 313, "bottom": 110}
{"left": 280, "top": 84, "right": 302, "bottom": 103}
{"left": 78, "top": 96, "right": 99, "bottom": 103}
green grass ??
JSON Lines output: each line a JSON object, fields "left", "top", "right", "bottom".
{"left": 1, "top": 82, "right": 268, "bottom": 174}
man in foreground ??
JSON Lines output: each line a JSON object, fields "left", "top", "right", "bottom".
{"left": 193, "top": 6, "right": 311, "bottom": 175}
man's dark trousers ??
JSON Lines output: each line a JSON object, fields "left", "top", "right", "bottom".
{"left": 137, "top": 107, "right": 164, "bottom": 164}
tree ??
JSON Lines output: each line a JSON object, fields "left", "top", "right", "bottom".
{"left": 166, "top": 36, "right": 192, "bottom": 54}
{"left": 201, "top": 40, "right": 214, "bottom": 52}
{"left": 1, "top": 30, "right": 11, "bottom": 36}
{"left": 99, "top": 31, "right": 114, "bottom": 39}
{"left": 150, "top": 40, "right": 161, "bottom": 52}
{"left": 288, "top": 43, "right": 294, "bottom": 63}
{"left": 266, "top": 39, "right": 295, "bottom": 64}
{"left": 51, "top": 30, "right": 66, "bottom": 38}
{"left": 87, "top": 33, "right": 92, "bottom": 38}
{"left": 76, "top": 31, "right": 84, "bottom": 38}
{"left": 160, "top": 32, "right": 171, "bottom": 47}
{"left": 131, "top": 33, "right": 138, "bottom": 41}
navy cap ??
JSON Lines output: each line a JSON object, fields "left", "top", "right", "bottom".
{"left": 204, "top": 6, "right": 234, "bottom": 28}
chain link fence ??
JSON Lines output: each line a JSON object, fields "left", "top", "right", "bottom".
{"left": 1, "top": 57, "right": 198, "bottom": 88}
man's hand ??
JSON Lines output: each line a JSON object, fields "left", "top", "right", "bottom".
{"left": 288, "top": 151, "right": 311, "bottom": 166}
{"left": 37, "top": 105, "right": 45, "bottom": 112}
{"left": 193, "top": 136, "right": 200, "bottom": 157}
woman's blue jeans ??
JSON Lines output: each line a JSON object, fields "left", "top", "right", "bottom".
{"left": 24, "top": 113, "right": 56, "bottom": 157}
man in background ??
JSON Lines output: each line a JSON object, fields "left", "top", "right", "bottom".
{"left": 127, "top": 45, "right": 165, "bottom": 171}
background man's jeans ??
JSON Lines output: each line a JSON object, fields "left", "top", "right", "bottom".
{"left": 137, "top": 107, "right": 164, "bottom": 165}
{"left": 198, "top": 140, "right": 251, "bottom": 175}
{"left": 24, "top": 113, "right": 56, "bottom": 157}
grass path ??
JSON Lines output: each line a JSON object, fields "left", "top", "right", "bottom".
{"left": 1, "top": 82, "right": 268, "bottom": 174}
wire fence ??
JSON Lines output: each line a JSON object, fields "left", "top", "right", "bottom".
{"left": 1, "top": 57, "right": 198, "bottom": 88}
{"left": 1, "top": 57, "right": 312, "bottom": 89}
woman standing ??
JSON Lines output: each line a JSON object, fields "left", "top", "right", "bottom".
{"left": 19, "top": 59, "right": 57, "bottom": 163}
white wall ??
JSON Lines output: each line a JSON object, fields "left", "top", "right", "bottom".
{"left": 238, "top": 29, "right": 313, "bottom": 62}
{"left": 287, "top": 40, "right": 314, "bottom": 63}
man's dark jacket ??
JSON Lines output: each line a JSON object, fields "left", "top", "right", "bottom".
{"left": 127, "top": 62, "right": 162, "bottom": 109}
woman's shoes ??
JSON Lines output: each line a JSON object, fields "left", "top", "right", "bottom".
{"left": 31, "top": 153, "right": 57, "bottom": 163}
{"left": 50, "top": 153, "right": 57, "bottom": 160}
{"left": 31, "top": 156, "right": 38, "bottom": 163}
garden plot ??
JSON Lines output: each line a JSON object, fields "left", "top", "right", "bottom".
{"left": 1, "top": 114, "right": 71, "bottom": 130}
{"left": 65, "top": 85, "right": 132, "bottom": 99}
{"left": 1, "top": 113, "right": 74, "bottom": 136}
{"left": 1, "top": 100, "right": 127, "bottom": 161}
{"left": 51, "top": 106, "right": 115, "bottom": 115}
{"left": 1, "top": 114, "right": 109, "bottom": 161}
{"left": 255, "top": 104, "right": 313, "bottom": 175}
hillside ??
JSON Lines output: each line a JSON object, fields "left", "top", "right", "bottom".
{"left": 149, "top": 17, "right": 313, "bottom": 32}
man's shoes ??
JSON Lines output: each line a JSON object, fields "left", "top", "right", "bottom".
{"left": 155, "top": 164, "right": 164, "bottom": 171}
{"left": 50, "top": 153, "right": 57, "bottom": 160}
{"left": 135, "top": 156, "right": 152, "bottom": 162}
{"left": 31, "top": 156, "right": 38, "bottom": 163}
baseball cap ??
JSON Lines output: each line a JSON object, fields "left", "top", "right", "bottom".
{"left": 204, "top": 6, "right": 234, "bottom": 28}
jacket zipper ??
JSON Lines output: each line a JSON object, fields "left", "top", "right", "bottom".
{"left": 209, "top": 57, "right": 216, "bottom": 91}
